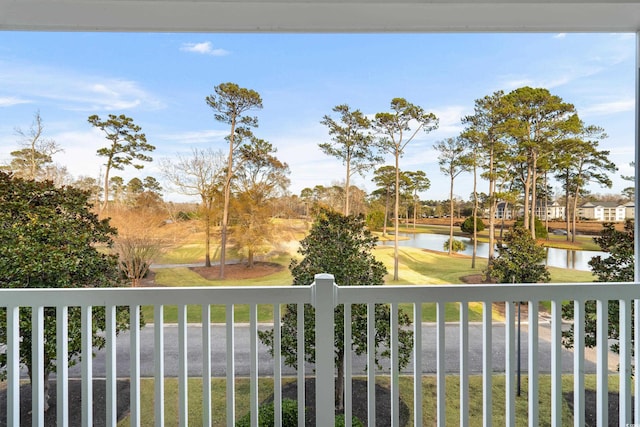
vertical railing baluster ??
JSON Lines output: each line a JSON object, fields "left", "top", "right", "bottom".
{"left": 573, "top": 300, "right": 585, "bottom": 427}
{"left": 414, "top": 303, "right": 423, "bottom": 427}
{"left": 249, "top": 303, "right": 259, "bottom": 427}
{"left": 367, "top": 302, "right": 376, "bottom": 427}
{"left": 620, "top": 298, "right": 631, "bottom": 425}
{"left": 154, "top": 305, "right": 165, "bottom": 427}
{"left": 202, "top": 304, "right": 212, "bottom": 427}
{"left": 596, "top": 299, "right": 608, "bottom": 427}
{"left": 551, "top": 300, "right": 561, "bottom": 427}
{"left": 7, "top": 276, "right": 637, "bottom": 427}
{"left": 273, "top": 304, "right": 282, "bottom": 427}
{"left": 460, "top": 302, "right": 469, "bottom": 427}
{"left": 505, "top": 301, "right": 515, "bottom": 427}
{"left": 436, "top": 301, "right": 445, "bottom": 427}
{"left": 391, "top": 302, "right": 400, "bottom": 427}
{"left": 296, "top": 302, "right": 305, "bottom": 427}
{"left": 130, "top": 304, "right": 141, "bottom": 427}
{"left": 7, "top": 305, "right": 19, "bottom": 427}
{"left": 178, "top": 304, "right": 188, "bottom": 426}
{"left": 528, "top": 300, "right": 539, "bottom": 427}
{"left": 32, "top": 305, "right": 44, "bottom": 427}
{"left": 226, "top": 304, "right": 236, "bottom": 426}
{"left": 635, "top": 299, "right": 640, "bottom": 425}
{"left": 81, "top": 305, "right": 93, "bottom": 427}
{"left": 314, "top": 274, "right": 335, "bottom": 427}
{"left": 344, "top": 303, "right": 352, "bottom": 427}
{"left": 105, "top": 304, "right": 116, "bottom": 427}
{"left": 56, "top": 305, "right": 69, "bottom": 427}
{"left": 482, "top": 301, "right": 492, "bottom": 427}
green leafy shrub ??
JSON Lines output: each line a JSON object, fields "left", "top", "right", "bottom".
{"left": 460, "top": 216, "right": 485, "bottom": 234}
{"left": 366, "top": 209, "right": 386, "bottom": 230}
{"left": 235, "top": 399, "right": 299, "bottom": 427}
{"left": 443, "top": 238, "right": 466, "bottom": 252}
{"left": 335, "top": 414, "right": 365, "bottom": 427}
{"left": 515, "top": 216, "right": 548, "bottom": 238}
{"left": 235, "top": 399, "right": 364, "bottom": 427}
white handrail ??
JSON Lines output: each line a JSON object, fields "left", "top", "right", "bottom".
{"left": 2, "top": 280, "right": 639, "bottom": 426}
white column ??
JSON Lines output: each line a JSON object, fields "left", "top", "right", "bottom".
{"left": 314, "top": 274, "right": 336, "bottom": 427}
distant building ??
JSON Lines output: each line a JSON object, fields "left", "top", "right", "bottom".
{"left": 495, "top": 202, "right": 515, "bottom": 220}
{"left": 494, "top": 200, "right": 565, "bottom": 220}
{"left": 535, "top": 200, "right": 565, "bottom": 220}
{"left": 624, "top": 201, "right": 635, "bottom": 219}
{"left": 578, "top": 201, "right": 632, "bottom": 221}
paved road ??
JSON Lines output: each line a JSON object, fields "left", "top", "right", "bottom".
{"left": 37, "top": 322, "right": 607, "bottom": 379}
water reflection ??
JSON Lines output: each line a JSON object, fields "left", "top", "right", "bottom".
{"left": 380, "top": 232, "right": 606, "bottom": 271}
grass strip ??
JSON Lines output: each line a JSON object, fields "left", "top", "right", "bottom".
{"left": 117, "top": 374, "right": 618, "bottom": 426}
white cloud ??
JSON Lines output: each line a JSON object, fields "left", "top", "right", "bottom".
{"left": 500, "top": 77, "right": 535, "bottom": 90}
{"left": 581, "top": 99, "right": 635, "bottom": 116}
{"left": 554, "top": 33, "right": 567, "bottom": 39}
{"left": 156, "top": 129, "right": 230, "bottom": 145}
{"left": 0, "top": 96, "right": 31, "bottom": 107}
{"left": 0, "top": 60, "right": 164, "bottom": 112}
{"left": 180, "top": 42, "right": 229, "bottom": 57}
{"left": 429, "top": 105, "right": 468, "bottom": 138}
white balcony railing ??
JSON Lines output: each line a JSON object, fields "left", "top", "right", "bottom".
{"left": 2, "top": 274, "right": 640, "bottom": 426}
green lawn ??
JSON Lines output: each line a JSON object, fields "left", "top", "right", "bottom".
{"left": 117, "top": 374, "right": 617, "bottom": 426}
{"left": 122, "top": 233, "right": 605, "bottom": 426}
{"left": 143, "top": 246, "right": 595, "bottom": 324}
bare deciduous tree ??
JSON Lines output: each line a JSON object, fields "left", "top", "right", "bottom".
{"left": 160, "top": 148, "right": 226, "bottom": 267}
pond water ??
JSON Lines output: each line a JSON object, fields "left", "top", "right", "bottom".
{"left": 380, "top": 232, "right": 607, "bottom": 271}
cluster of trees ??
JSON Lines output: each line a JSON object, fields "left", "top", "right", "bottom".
{"left": 316, "top": 101, "right": 438, "bottom": 280}
{"left": 454, "top": 87, "right": 616, "bottom": 265}
{"left": 161, "top": 83, "right": 290, "bottom": 274}
{"left": 0, "top": 84, "right": 631, "bottom": 414}
{"left": 309, "top": 87, "right": 618, "bottom": 276}
{"left": 2, "top": 85, "right": 622, "bottom": 280}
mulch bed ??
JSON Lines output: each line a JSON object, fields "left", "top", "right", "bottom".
{"left": 564, "top": 390, "right": 630, "bottom": 426}
{"left": 0, "top": 379, "right": 130, "bottom": 427}
{"left": 190, "top": 262, "right": 284, "bottom": 281}
{"left": 263, "top": 378, "right": 410, "bottom": 426}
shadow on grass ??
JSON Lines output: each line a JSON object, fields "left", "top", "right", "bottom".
{"left": 564, "top": 389, "right": 631, "bottom": 427}
{"left": 0, "top": 379, "right": 130, "bottom": 427}
{"left": 261, "top": 378, "right": 410, "bottom": 426}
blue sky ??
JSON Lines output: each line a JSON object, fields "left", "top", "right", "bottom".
{"left": 0, "top": 32, "right": 635, "bottom": 203}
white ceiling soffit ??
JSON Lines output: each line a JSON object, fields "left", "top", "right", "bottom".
{"left": 1, "top": 0, "right": 639, "bottom": 32}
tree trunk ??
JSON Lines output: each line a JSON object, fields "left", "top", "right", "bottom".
{"left": 248, "top": 249, "right": 254, "bottom": 268}
{"left": 563, "top": 172, "right": 571, "bottom": 241}
{"left": 522, "top": 164, "right": 532, "bottom": 237}
{"left": 448, "top": 176, "right": 455, "bottom": 255}
{"left": 530, "top": 154, "right": 538, "bottom": 240}
{"left": 220, "top": 117, "right": 237, "bottom": 279}
{"left": 345, "top": 159, "right": 351, "bottom": 216}
{"left": 393, "top": 155, "right": 400, "bottom": 281}
{"left": 43, "top": 370, "right": 51, "bottom": 412}
{"left": 572, "top": 189, "right": 580, "bottom": 244}
{"left": 471, "top": 160, "right": 478, "bottom": 269}
{"left": 336, "top": 354, "right": 345, "bottom": 411}
{"left": 487, "top": 148, "right": 496, "bottom": 262}
{"left": 204, "top": 206, "right": 212, "bottom": 268}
